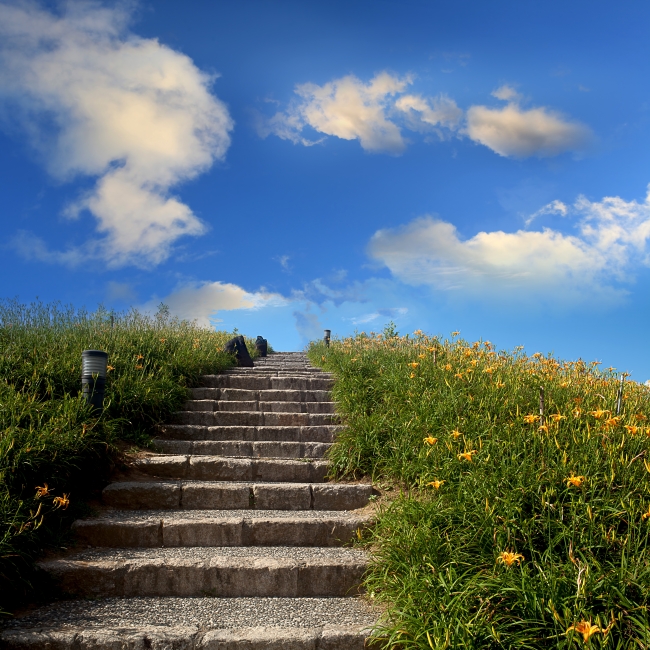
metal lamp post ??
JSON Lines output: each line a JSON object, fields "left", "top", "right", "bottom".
{"left": 82, "top": 350, "right": 108, "bottom": 412}
{"left": 324, "top": 329, "right": 331, "bottom": 348}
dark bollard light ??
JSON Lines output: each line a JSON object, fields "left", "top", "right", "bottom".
{"left": 82, "top": 350, "right": 108, "bottom": 412}
{"left": 255, "top": 336, "right": 268, "bottom": 357}
{"left": 324, "top": 329, "right": 331, "bottom": 348}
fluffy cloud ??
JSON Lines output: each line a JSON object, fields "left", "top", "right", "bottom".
{"left": 260, "top": 72, "right": 591, "bottom": 159}
{"left": 0, "top": 1, "right": 233, "bottom": 267}
{"left": 258, "top": 72, "right": 412, "bottom": 153}
{"left": 143, "top": 281, "right": 288, "bottom": 328}
{"left": 465, "top": 102, "right": 592, "bottom": 158}
{"left": 368, "top": 185, "right": 650, "bottom": 300}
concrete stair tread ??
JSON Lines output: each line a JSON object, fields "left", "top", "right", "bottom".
{"left": 38, "top": 547, "right": 368, "bottom": 598}
{"left": 102, "top": 480, "right": 373, "bottom": 510}
{"left": 151, "top": 439, "right": 332, "bottom": 458}
{"left": 1, "top": 597, "right": 377, "bottom": 648}
{"left": 81, "top": 508, "right": 372, "bottom": 521}
{"left": 182, "top": 400, "right": 336, "bottom": 413}
{"left": 157, "top": 424, "right": 343, "bottom": 442}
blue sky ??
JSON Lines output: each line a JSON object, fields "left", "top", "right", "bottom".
{"left": 1, "top": 0, "right": 650, "bottom": 378}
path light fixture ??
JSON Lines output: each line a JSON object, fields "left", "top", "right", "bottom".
{"left": 82, "top": 350, "right": 108, "bottom": 412}
{"left": 324, "top": 330, "right": 331, "bottom": 348}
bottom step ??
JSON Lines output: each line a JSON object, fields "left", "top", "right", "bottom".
{"left": 1, "top": 597, "right": 379, "bottom": 649}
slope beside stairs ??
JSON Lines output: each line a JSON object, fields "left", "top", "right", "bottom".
{"left": 1, "top": 352, "right": 379, "bottom": 649}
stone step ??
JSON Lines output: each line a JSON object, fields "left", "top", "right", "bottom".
{"left": 191, "top": 387, "right": 333, "bottom": 402}
{"left": 202, "top": 376, "right": 334, "bottom": 391}
{"left": 72, "top": 510, "right": 372, "bottom": 547}
{"left": 0, "top": 597, "right": 376, "bottom": 650}
{"left": 157, "top": 424, "right": 343, "bottom": 442}
{"left": 102, "top": 481, "right": 373, "bottom": 510}
{"left": 133, "top": 455, "right": 330, "bottom": 482}
{"left": 38, "top": 547, "right": 368, "bottom": 598}
{"left": 152, "top": 439, "right": 332, "bottom": 458}
{"left": 172, "top": 411, "right": 338, "bottom": 426}
{"left": 183, "top": 400, "right": 336, "bottom": 414}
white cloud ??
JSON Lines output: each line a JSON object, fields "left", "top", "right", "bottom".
{"left": 525, "top": 199, "right": 568, "bottom": 226}
{"left": 394, "top": 93, "right": 462, "bottom": 135}
{"left": 259, "top": 72, "right": 412, "bottom": 153}
{"left": 465, "top": 102, "right": 592, "bottom": 158}
{"left": 0, "top": 0, "right": 233, "bottom": 267}
{"left": 368, "top": 185, "right": 650, "bottom": 301}
{"left": 491, "top": 84, "right": 522, "bottom": 102}
{"left": 143, "top": 281, "right": 288, "bottom": 327}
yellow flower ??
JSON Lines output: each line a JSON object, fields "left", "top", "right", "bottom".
{"left": 497, "top": 551, "right": 524, "bottom": 567}
{"left": 427, "top": 480, "right": 445, "bottom": 489}
{"left": 470, "top": 359, "right": 479, "bottom": 367}
{"left": 634, "top": 413, "right": 647, "bottom": 422}
{"left": 566, "top": 475, "right": 585, "bottom": 488}
{"left": 408, "top": 362, "right": 419, "bottom": 368}
{"left": 495, "top": 381, "right": 506, "bottom": 388}
{"left": 573, "top": 407, "right": 582, "bottom": 418}
{"left": 321, "top": 356, "right": 326, "bottom": 362}
{"left": 351, "top": 358, "right": 358, "bottom": 362}
{"left": 53, "top": 494, "right": 70, "bottom": 510}
{"left": 444, "top": 364, "right": 452, "bottom": 371}
{"left": 136, "top": 354, "right": 144, "bottom": 360}
{"left": 423, "top": 436, "right": 438, "bottom": 446}
{"left": 451, "top": 429, "right": 462, "bottom": 439}
{"left": 567, "top": 621, "right": 601, "bottom": 643}
{"left": 106, "top": 365, "right": 115, "bottom": 372}
{"left": 538, "top": 424, "right": 549, "bottom": 433}
{"left": 428, "top": 347, "right": 436, "bottom": 353}
{"left": 410, "top": 372, "right": 416, "bottom": 379}
{"left": 624, "top": 425, "right": 639, "bottom": 435}
{"left": 451, "top": 330, "right": 460, "bottom": 336}
{"left": 550, "top": 414, "right": 566, "bottom": 422}
{"left": 454, "top": 372, "right": 464, "bottom": 379}
{"left": 523, "top": 414, "right": 540, "bottom": 424}
{"left": 35, "top": 484, "right": 49, "bottom": 498}
{"left": 603, "top": 416, "right": 621, "bottom": 428}
{"left": 484, "top": 367, "right": 494, "bottom": 374}
{"left": 642, "top": 505, "right": 650, "bottom": 520}
{"left": 589, "top": 409, "right": 610, "bottom": 420}
{"left": 418, "top": 354, "right": 426, "bottom": 359}
{"left": 458, "top": 450, "right": 476, "bottom": 462}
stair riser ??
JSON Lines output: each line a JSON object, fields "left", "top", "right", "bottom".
{"left": 202, "top": 377, "right": 334, "bottom": 391}
{"left": 152, "top": 440, "right": 331, "bottom": 458}
{"left": 172, "top": 412, "right": 338, "bottom": 426}
{"left": 40, "top": 562, "right": 366, "bottom": 598}
{"left": 102, "top": 481, "right": 373, "bottom": 511}
{"left": 157, "top": 425, "right": 341, "bottom": 443}
{"left": 73, "top": 518, "right": 370, "bottom": 548}
{"left": 0, "top": 626, "right": 370, "bottom": 650}
{"left": 183, "top": 401, "right": 336, "bottom": 414}
{"left": 134, "top": 457, "right": 329, "bottom": 483}
{"left": 191, "top": 388, "right": 333, "bottom": 402}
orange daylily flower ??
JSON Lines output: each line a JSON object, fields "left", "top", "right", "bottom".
{"left": 451, "top": 429, "right": 462, "bottom": 439}
{"left": 523, "top": 414, "right": 540, "bottom": 424}
{"left": 624, "top": 425, "right": 639, "bottom": 435}
{"left": 35, "top": 484, "right": 49, "bottom": 498}
{"left": 567, "top": 621, "right": 602, "bottom": 643}
{"left": 408, "top": 362, "right": 419, "bottom": 368}
{"left": 53, "top": 494, "right": 70, "bottom": 509}
{"left": 423, "top": 436, "right": 438, "bottom": 446}
{"left": 427, "top": 480, "right": 445, "bottom": 489}
{"left": 589, "top": 409, "right": 610, "bottom": 420}
{"left": 497, "top": 551, "right": 524, "bottom": 567}
{"left": 566, "top": 475, "right": 585, "bottom": 488}
{"left": 458, "top": 450, "right": 477, "bottom": 462}
{"left": 550, "top": 414, "right": 566, "bottom": 423}
{"left": 444, "top": 364, "right": 452, "bottom": 371}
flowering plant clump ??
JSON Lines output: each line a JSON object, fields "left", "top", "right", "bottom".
{"left": 310, "top": 327, "right": 650, "bottom": 648}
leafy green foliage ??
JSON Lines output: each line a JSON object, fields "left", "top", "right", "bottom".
{"left": 309, "top": 331, "right": 650, "bottom": 648}
{"left": 0, "top": 299, "right": 258, "bottom": 613}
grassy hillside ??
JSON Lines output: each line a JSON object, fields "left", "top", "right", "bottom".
{"left": 309, "top": 328, "right": 650, "bottom": 649}
{"left": 0, "top": 299, "right": 258, "bottom": 613}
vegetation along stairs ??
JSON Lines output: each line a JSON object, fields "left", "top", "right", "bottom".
{"left": 1, "top": 352, "right": 379, "bottom": 649}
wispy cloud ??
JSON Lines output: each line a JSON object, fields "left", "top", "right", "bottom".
{"left": 258, "top": 72, "right": 591, "bottom": 159}
{"left": 368, "top": 185, "right": 650, "bottom": 302}
{"left": 525, "top": 200, "right": 568, "bottom": 226}
{"left": 0, "top": 0, "right": 233, "bottom": 267}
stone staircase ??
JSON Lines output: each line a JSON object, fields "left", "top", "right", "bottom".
{"left": 1, "top": 352, "right": 378, "bottom": 649}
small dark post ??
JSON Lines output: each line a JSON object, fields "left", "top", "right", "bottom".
{"left": 110, "top": 312, "right": 114, "bottom": 329}
{"left": 255, "top": 336, "right": 268, "bottom": 357}
{"left": 616, "top": 374, "right": 625, "bottom": 415}
{"left": 324, "top": 329, "right": 331, "bottom": 348}
{"left": 539, "top": 386, "right": 545, "bottom": 426}
{"left": 82, "top": 350, "right": 108, "bottom": 412}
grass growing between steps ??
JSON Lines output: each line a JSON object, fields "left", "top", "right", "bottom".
{"left": 0, "top": 299, "right": 259, "bottom": 614}
{"left": 309, "top": 330, "right": 650, "bottom": 649}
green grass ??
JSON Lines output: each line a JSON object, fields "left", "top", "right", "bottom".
{"left": 309, "top": 328, "right": 650, "bottom": 649}
{"left": 0, "top": 299, "right": 260, "bottom": 613}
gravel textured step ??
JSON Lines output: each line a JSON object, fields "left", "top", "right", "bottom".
{"left": 1, "top": 597, "right": 376, "bottom": 649}
{"left": 157, "top": 424, "right": 343, "bottom": 443}
{"left": 39, "top": 547, "right": 368, "bottom": 598}
{"left": 183, "top": 400, "right": 336, "bottom": 414}
{"left": 72, "top": 510, "right": 372, "bottom": 547}
{"left": 152, "top": 439, "right": 332, "bottom": 458}
{"left": 103, "top": 481, "right": 373, "bottom": 510}
{"left": 173, "top": 410, "right": 338, "bottom": 426}
{"left": 191, "top": 388, "right": 334, "bottom": 402}
{"left": 133, "top": 456, "right": 330, "bottom": 482}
